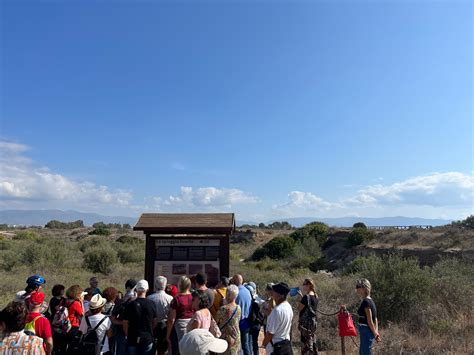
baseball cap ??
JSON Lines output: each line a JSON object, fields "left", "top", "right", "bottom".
{"left": 135, "top": 279, "right": 149, "bottom": 291}
{"left": 179, "top": 329, "right": 228, "bottom": 355}
{"left": 30, "top": 291, "right": 45, "bottom": 305}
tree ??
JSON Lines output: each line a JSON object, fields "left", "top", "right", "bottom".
{"left": 347, "top": 227, "right": 375, "bottom": 247}
{"left": 353, "top": 222, "right": 367, "bottom": 229}
{"left": 290, "top": 222, "right": 329, "bottom": 246}
{"left": 252, "top": 236, "right": 295, "bottom": 260}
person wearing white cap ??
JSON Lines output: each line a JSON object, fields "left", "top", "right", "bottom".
{"left": 78, "top": 294, "right": 112, "bottom": 354}
{"left": 123, "top": 280, "right": 158, "bottom": 355}
{"left": 179, "top": 329, "right": 228, "bottom": 355}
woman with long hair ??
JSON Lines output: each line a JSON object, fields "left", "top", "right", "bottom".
{"left": 297, "top": 278, "right": 319, "bottom": 355}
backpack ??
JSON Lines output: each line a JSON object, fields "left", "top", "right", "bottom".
{"left": 24, "top": 315, "right": 42, "bottom": 335}
{"left": 248, "top": 300, "right": 264, "bottom": 327}
{"left": 298, "top": 295, "right": 317, "bottom": 333}
{"left": 78, "top": 315, "right": 108, "bottom": 355}
{"left": 52, "top": 299, "right": 72, "bottom": 334}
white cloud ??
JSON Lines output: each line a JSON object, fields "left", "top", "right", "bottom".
{"left": 0, "top": 140, "right": 133, "bottom": 208}
{"left": 348, "top": 172, "right": 474, "bottom": 207}
{"left": 272, "top": 191, "right": 341, "bottom": 216}
{"left": 163, "top": 186, "right": 259, "bottom": 208}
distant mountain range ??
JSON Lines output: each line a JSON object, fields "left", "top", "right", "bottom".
{"left": 0, "top": 209, "right": 452, "bottom": 228}
{"left": 0, "top": 209, "right": 137, "bottom": 226}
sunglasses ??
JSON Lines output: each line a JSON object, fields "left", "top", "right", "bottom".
{"left": 356, "top": 285, "right": 364, "bottom": 289}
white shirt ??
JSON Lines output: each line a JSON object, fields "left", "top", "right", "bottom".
{"left": 265, "top": 301, "right": 293, "bottom": 354}
{"left": 79, "top": 313, "right": 112, "bottom": 354}
{"left": 148, "top": 290, "right": 173, "bottom": 323}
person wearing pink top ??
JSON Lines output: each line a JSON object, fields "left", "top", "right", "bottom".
{"left": 187, "top": 292, "right": 212, "bottom": 331}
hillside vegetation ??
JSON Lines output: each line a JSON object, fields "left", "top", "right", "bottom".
{"left": 0, "top": 217, "right": 473, "bottom": 354}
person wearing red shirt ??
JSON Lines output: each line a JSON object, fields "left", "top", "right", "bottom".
{"left": 27, "top": 291, "right": 53, "bottom": 355}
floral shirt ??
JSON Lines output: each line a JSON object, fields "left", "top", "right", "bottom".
{"left": 215, "top": 304, "right": 241, "bottom": 355}
{"left": 0, "top": 330, "right": 46, "bottom": 355}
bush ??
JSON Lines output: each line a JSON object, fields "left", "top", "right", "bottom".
{"left": 116, "top": 235, "right": 142, "bottom": 244}
{"left": 13, "top": 230, "right": 39, "bottom": 241}
{"left": 117, "top": 246, "right": 144, "bottom": 264}
{"left": 353, "top": 222, "right": 367, "bottom": 229}
{"left": 289, "top": 237, "right": 322, "bottom": 269}
{"left": 1, "top": 251, "right": 19, "bottom": 271}
{"left": 290, "top": 222, "right": 329, "bottom": 245}
{"left": 83, "top": 247, "right": 117, "bottom": 274}
{"left": 251, "top": 236, "right": 295, "bottom": 260}
{"left": 88, "top": 227, "right": 111, "bottom": 236}
{"left": 45, "top": 220, "right": 84, "bottom": 229}
{"left": 344, "top": 254, "right": 433, "bottom": 324}
{"left": 451, "top": 215, "right": 474, "bottom": 229}
{"left": 347, "top": 228, "right": 375, "bottom": 247}
{"left": 79, "top": 238, "right": 109, "bottom": 253}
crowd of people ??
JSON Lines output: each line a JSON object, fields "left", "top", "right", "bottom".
{"left": 0, "top": 273, "right": 380, "bottom": 355}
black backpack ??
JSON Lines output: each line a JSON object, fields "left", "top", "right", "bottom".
{"left": 249, "top": 300, "right": 264, "bottom": 327}
{"left": 78, "top": 315, "right": 108, "bottom": 355}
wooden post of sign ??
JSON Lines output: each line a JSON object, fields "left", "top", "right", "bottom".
{"left": 341, "top": 336, "right": 346, "bottom": 355}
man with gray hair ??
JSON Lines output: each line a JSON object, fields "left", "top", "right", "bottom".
{"left": 148, "top": 276, "right": 174, "bottom": 355}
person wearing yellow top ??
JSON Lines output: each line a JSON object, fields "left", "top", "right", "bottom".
{"left": 210, "top": 277, "right": 229, "bottom": 317}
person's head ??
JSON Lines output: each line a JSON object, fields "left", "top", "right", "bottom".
{"left": 356, "top": 279, "right": 371, "bottom": 298}
{"left": 135, "top": 280, "right": 149, "bottom": 296}
{"left": 102, "top": 287, "right": 118, "bottom": 303}
{"left": 218, "top": 277, "right": 230, "bottom": 289}
{"left": 125, "top": 279, "right": 137, "bottom": 291}
{"left": 231, "top": 274, "right": 243, "bottom": 287}
{"left": 302, "top": 278, "right": 316, "bottom": 295}
{"left": 155, "top": 276, "right": 168, "bottom": 292}
{"left": 192, "top": 292, "right": 211, "bottom": 311}
{"left": 1, "top": 301, "right": 27, "bottom": 332}
{"left": 265, "top": 283, "right": 275, "bottom": 298}
{"left": 245, "top": 283, "right": 256, "bottom": 299}
{"left": 83, "top": 288, "right": 95, "bottom": 302}
{"left": 226, "top": 285, "right": 239, "bottom": 304}
{"left": 178, "top": 276, "right": 192, "bottom": 294}
{"left": 195, "top": 273, "right": 207, "bottom": 288}
{"left": 179, "top": 329, "right": 228, "bottom": 355}
{"left": 25, "top": 275, "right": 46, "bottom": 293}
{"left": 271, "top": 282, "right": 290, "bottom": 304}
{"left": 89, "top": 277, "right": 98, "bottom": 288}
{"left": 66, "top": 285, "right": 84, "bottom": 301}
{"left": 88, "top": 294, "right": 106, "bottom": 315}
{"left": 51, "top": 284, "right": 65, "bottom": 298}
{"left": 29, "top": 291, "right": 45, "bottom": 311}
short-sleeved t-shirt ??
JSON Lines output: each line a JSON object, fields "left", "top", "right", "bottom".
{"left": 65, "top": 300, "right": 83, "bottom": 328}
{"left": 190, "top": 309, "right": 211, "bottom": 330}
{"left": 26, "top": 312, "right": 52, "bottom": 339}
{"left": 170, "top": 294, "right": 194, "bottom": 320}
{"left": 211, "top": 288, "right": 226, "bottom": 316}
{"left": 123, "top": 298, "right": 157, "bottom": 346}
{"left": 358, "top": 298, "right": 377, "bottom": 325}
{"left": 196, "top": 288, "right": 215, "bottom": 310}
{"left": 300, "top": 294, "right": 319, "bottom": 319}
{"left": 265, "top": 301, "right": 293, "bottom": 354}
{"left": 79, "top": 314, "right": 112, "bottom": 354}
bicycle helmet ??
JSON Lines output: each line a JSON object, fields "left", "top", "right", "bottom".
{"left": 26, "top": 275, "right": 46, "bottom": 286}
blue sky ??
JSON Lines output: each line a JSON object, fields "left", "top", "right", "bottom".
{"left": 1, "top": 0, "right": 472, "bottom": 221}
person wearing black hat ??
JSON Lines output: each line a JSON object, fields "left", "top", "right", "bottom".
{"left": 262, "top": 283, "right": 293, "bottom": 355}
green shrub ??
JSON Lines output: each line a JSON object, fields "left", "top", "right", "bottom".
{"left": 347, "top": 228, "right": 375, "bottom": 247}
{"left": 1, "top": 251, "right": 19, "bottom": 271}
{"left": 251, "top": 236, "right": 295, "bottom": 260}
{"left": 117, "top": 246, "right": 144, "bottom": 264}
{"left": 83, "top": 247, "right": 117, "bottom": 274}
{"left": 353, "top": 222, "right": 367, "bottom": 229}
{"left": 344, "top": 254, "right": 433, "bottom": 323}
{"left": 79, "top": 238, "right": 109, "bottom": 252}
{"left": 13, "top": 230, "right": 39, "bottom": 241}
{"left": 116, "top": 235, "right": 143, "bottom": 244}
{"left": 88, "top": 227, "right": 111, "bottom": 236}
{"left": 45, "top": 220, "right": 84, "bottom": 229}
{"left": 289, "top": 237, "right": 322, "bottom": 269}
{"left": 290, "top": 222, "right": 329, "bottom": 245}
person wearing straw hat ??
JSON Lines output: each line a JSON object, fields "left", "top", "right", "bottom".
{"left": 179, "top": 329, "right": 228, "bottom": 355}
{"left": 78, "top": 294, "right": 112, "bottom": 354}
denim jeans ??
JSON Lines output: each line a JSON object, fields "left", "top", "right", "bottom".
{"left": 126, "top": 342, "right": 153, "bottom": 355}
{"left": 250, "top": 325, "right": 260, "bottom": 355}
{"left": 359, "top": 325, "right": 375, "bottom": 355}
{"left": 114, "top": 334, "right": 128, "bottom": 355}
{"left": 241, "top": 328, "right": 253, "bottom": 355}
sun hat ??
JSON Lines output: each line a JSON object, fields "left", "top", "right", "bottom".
{"left": 29, "top": 291, "right": 45, "bottom": 305}
{"left": 135, "top": 280, "right": 149, "bottom": 292}
{"left": 89, "top": 294, "right": 106, "bottom": 310}
{"left": 179, "top": 329, "right": 228, "bottom": 355}
{"left": 272, "top": 282, "right": 291, "bottom": 296}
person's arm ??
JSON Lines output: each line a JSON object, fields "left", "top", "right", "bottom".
{"left": 166, "top": 308, "right": 177, "bottom": 344}
{"left": 262, "top": 332, "right": 274, "bottom": 347}
{"left": 45, "top": 337, "right": 53, "bottom": 355}
{"left": 297, "top": 295, "right": 306, "bottom": 312}
{"left": 365, "top": 308, "right": 380, "bottom": 341}
{"left": 123, "top": 320, "right": 129, "bottom": 337}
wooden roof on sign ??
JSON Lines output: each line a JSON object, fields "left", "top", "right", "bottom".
{"left": 133, "top": 213, "right": 235, "bottom": 234}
